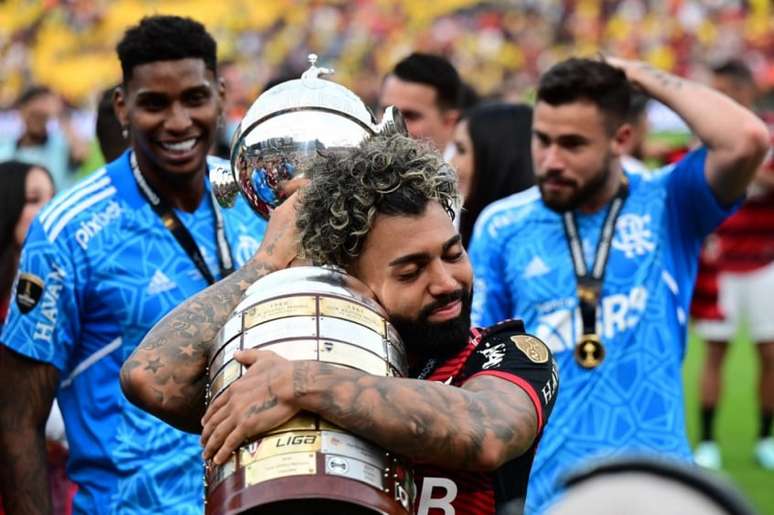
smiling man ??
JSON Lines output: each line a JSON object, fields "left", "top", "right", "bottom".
{"left": 0, "top": 16, "right": 267, "bottom": 514}
{"left": 122, "top": 134, "right": 558, "bottom": 515}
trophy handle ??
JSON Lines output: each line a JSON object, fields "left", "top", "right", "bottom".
{"left": 375, "top": 105, "right": 408, "bottom": 137}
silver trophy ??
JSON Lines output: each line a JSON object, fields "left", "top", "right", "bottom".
{"left": 211, "top": 54, "right": 407, "bottom": 219}
{"left": 205, "top": 57, "right": 414, "bottom": 515}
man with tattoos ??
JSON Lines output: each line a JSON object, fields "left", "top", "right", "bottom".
{"left": 122, "top": 134, "right": 558, "bottom": 514}
{"left": 0, "top": 16, "right": 266, "bottom": 514}
{"left": 467, "top": 57, "right": 770, "bottom": 513}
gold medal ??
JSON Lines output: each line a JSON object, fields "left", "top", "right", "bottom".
{"left": 574, "top": 334, "right": 605, "bottom": 369}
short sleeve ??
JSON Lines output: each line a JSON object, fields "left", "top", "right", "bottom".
{"left": 663, "top": 147, "right": 741, "bottom": 240}
{"left": 462, "top": 322, "right": 558, "bottom": 432}
{"left": 1, "top": 218, "right": 80, "bottom": 372}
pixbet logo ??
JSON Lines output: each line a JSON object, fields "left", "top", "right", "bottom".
{"left": 74, "top": 201, "right": 122, "bottom": 250}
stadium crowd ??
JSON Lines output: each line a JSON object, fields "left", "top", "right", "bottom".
{"left": 0, "top": 2, "right": 772, "bottom": 515}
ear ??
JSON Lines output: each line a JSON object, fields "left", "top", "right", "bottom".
{"left": 217, "top": 77, "right": 226, "bottom": 108}
{"left": 610, "top": 122, "right": 632, "bottom": 157}
{"left": 442, "top": 108, "right": 461, "bottom": 130}
{"left": 113, "top": 86, "right": 129, "bottom": 128}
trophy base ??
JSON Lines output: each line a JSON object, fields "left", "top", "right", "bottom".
{"left": 239, "top": 499, "right": 381, "bottom": 515}
{"left": 207, "top": 473, "right": 407, "bottom": 515}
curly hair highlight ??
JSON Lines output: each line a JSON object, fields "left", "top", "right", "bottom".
{"left": 297, "top": 133, "right": 460, "bottom": 269}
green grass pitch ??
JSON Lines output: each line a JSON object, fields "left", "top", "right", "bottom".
{"left": 683, "top": 330, "right": 774, "bottom": 514}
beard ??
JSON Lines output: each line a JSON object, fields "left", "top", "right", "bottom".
{"left": 538, "top": 153, "right": 613, "bottom": 212}
{"left": 389, "top": 288, "right": 472, "bottom": 364}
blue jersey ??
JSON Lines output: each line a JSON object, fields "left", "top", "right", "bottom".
{"left": 468, "top": 149, "right": 737, "bottom": 514}
{"left": 1, "top": 151, "right": 267, "bottom": 514}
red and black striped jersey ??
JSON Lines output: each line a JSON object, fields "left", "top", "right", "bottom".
{"left": 412, "top": 319, "right": 558, "bottom": 515}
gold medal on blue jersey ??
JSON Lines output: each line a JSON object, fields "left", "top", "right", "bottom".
{"left": 574, "top": 333, "right": 605, "bottom": 369}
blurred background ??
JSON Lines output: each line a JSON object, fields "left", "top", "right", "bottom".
{"left": 1, "top": 0, "right": 772, "bottom": 512}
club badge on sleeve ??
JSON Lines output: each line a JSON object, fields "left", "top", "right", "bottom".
{"left": 15, "top": 273, "right": 44, "bottom": 314}
{"left": 511, "top": 334, "right": 550, "bottom": 364}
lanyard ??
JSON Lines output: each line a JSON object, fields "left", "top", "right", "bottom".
{"left": 561, "top": 179, "right": 628, "bottom": 339}
{"left": 130, "top": 152, "right": 233, "bottom": 285}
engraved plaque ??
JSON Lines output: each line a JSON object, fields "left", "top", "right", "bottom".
{"left": 259, "top": 340, "right": 318, "bottom": 361}
{"left": 210, "top": 337, "right": 242, "bottom": 378}
{"left": 244, "top": 295, "right": 317, "bottom": 329}
{"left": 210, "top": 359, "right": 241, "bottom": 399}
{"left": 242, "top": 316, "right": 317, "bottom": 346}
{"left": 210, "top": 314, "right": 243, "bottom": 369}
{"left": 321, "top": 431, "right": 384, "bottom": 466}
{"left": 245, "top": 452, "right": 317, "bottom": 486}
{"left": 319, "top": 340, "right": 388, "bottom": 376}
{"left": 325, "top": 455, "right": 385, "bottom": 491}
{"left": 318, "top": 316, "right": 387, "bottom": 357}
{"left": 320, "top": 296, "right": 386, "bottom": 336}
{"left": 241, "top": 431, "right": 321, "bottom": 467}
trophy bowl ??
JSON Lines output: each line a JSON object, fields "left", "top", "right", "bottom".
{"left": 211, "top": 54, "right": 407, "bottom": 219}
{"left": 205, "top": 267, "right": 414, "bottom": 515}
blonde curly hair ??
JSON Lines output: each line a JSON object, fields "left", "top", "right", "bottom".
{"left": 297, "top": 133, "right": 460, "bottom": 269}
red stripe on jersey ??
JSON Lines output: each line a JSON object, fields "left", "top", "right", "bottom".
{"left": 468, "top": 370, "right": 544, "bottom": 432}
{"left": 711, "top": 192, "right": 774, "bottom": 273}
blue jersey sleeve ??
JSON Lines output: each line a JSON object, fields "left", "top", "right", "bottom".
{"left": 1, "top": 218, "right": 80, "bottom": 372}
{"left": 469, "top": 213, "right": 512, "bottom": 328}
{"left": 663, "top": 147, "right": 741, "bottom": 241}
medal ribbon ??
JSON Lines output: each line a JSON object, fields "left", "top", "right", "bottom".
{"left": 131, "top": 152, "right": 234, "bottom": 285}
{"left": 561, "top": 178, "right": 629, "bottom": 341}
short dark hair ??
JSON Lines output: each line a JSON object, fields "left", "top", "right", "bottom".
{"left": 95, "top": 85, "right": 128, "bottom": 163}
{"left": 391, "top": 53, "right": 462, "bottom": 111}
{"left": 627, "top": 91, "right": 650, "bottom": 123}
{"left": 537, "top": 58, "right": 632, "bottom": 132}
{"left": 16, "top": 86, "right": 53, "bottom": 108}
{"left": 116, "top": 15, "right": 217, "bottom": 84}
{"left": 710, "top": 58, "right": 754, "bottom": 86}
{"left": 297, "top": 134, "right": 459, "bottom": 269}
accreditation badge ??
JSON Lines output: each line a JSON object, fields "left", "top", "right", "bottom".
{"left": 574, "top": 333, "right": 605, "bottom": 369}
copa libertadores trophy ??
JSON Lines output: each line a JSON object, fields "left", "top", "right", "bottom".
{"left": 206, "top": 55, "right": 414, "bottom": 515}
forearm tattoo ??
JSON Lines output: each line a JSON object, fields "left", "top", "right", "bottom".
{"left": 293, "top": 362, "right": 537, "bottom": 469}
{"left": 121, "top": 260, "right": 277, "bottom": 425}
{"left": 636, "top": 61, "right": 684, "bottom": 90}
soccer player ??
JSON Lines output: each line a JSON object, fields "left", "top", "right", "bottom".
{"left": 0, "top": 16, "right": 266, "bottom": 514}
{"left": 379, "top": 53, "right": 465, "bottom": 155}
{"left": 691, "top": 58, "right": 774, "bottom": 470}
{"left": 468, "top": 57, "right": 769, "bottom": 513}
{"left": 122, "top": 134, "right": 558, "bottom": 514}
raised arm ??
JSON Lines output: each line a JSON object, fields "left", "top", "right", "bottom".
{"left": 120, "top": 196, "right": 301, "bottom": 433}
{"left": 201, "top": 344, "right": 555, "bottom": 471}
{"left": 608, "top": 57, "right": 770, "bottom": 204}
{"left": 0, "top": 347, "right": 59, "bottom": 514}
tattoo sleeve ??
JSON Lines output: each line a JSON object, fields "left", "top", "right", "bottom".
{"left": 292, "top": 362, "right": 538, "bottom": 471}
{"left": 0, "top": 346, "right": 59, "bottom": 515}
{"left": 121, "top": 258, "right": 278, "bottom": 433}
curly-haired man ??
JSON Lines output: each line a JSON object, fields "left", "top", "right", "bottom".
{"left": 122, "top": 133, "right": 558, "bottom": 514}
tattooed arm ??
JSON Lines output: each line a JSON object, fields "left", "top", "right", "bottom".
{"left": 0, "top": 346, "right": 58, "bottom": 514}
{"left": 202, "top": 350, "right": 540, "bottom": 471}
{"left": 120, "top": 195, "right": 302, "bottom": 433}
{"left": 607, "top": 57, "right": 769, "bottom": 204}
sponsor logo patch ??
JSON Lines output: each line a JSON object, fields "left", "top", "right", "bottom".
{"left": 15, "top": 273, "right": 44, "bottom": 314}
{"left": 511, "top": 334, "right": 550, "bottom": 363}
